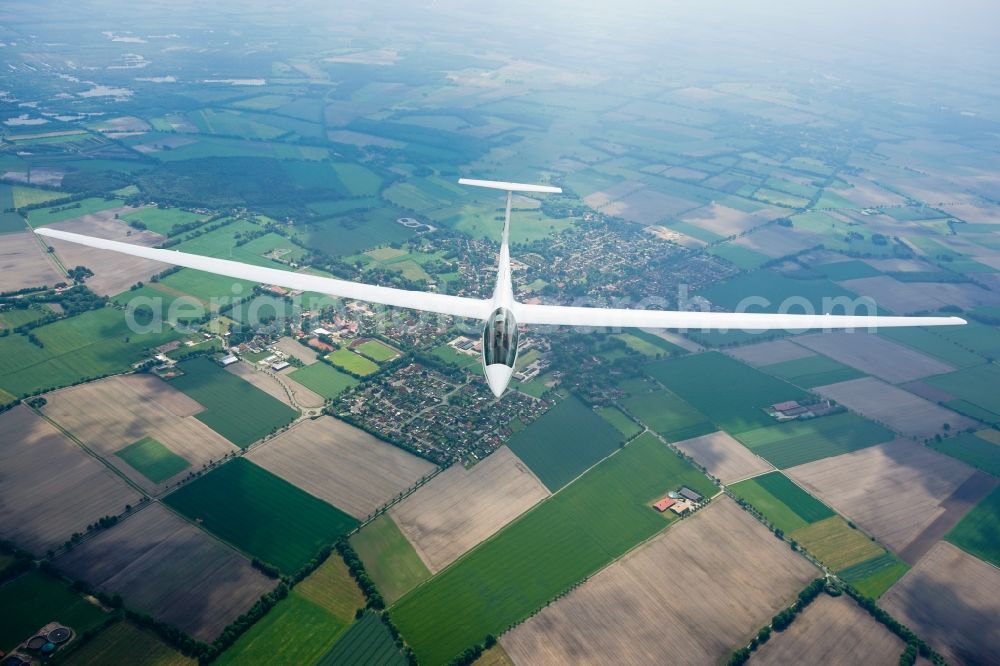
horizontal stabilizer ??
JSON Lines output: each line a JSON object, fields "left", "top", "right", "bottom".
{"left": 458, "top": 178, "right": 562, "bottom": 194}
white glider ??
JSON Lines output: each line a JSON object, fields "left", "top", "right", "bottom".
{"left": 35, "top": 178, "right": 965, "bottom": 397}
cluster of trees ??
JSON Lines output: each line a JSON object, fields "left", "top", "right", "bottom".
{"left": 726, "top": 578, "right": 826, "bottom": 665}
{"left": 447, "top": 634, "right": 497, "bottom": 666}
{"left": 335, "top": 538, "right": 385, "bottom": 610}
{"left": 843, "top": 585, "right": 945, "bottom": 666}
{"left": 161, "top": 216, "right": 240, "bottom": 249}
{"left": 200, "top": 582, "right": 289, "bottom": 663}
{"left": 0, "top": 538, "right": 34, "bottom": 584}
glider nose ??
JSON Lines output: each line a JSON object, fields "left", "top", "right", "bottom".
{"left": 484, "top": 363, "right": 513, "bottom": 398}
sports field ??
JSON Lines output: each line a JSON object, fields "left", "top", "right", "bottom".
{"left": 730, "top": 472, "right": 833, "bottom": 533}
{"left": 506, "top": 396, "right": 623, "bottom": 491}
{"left": 734, "top": 412, "right": 892, "bottom": 468}
{"left": 945, "top": 484, "right": 1000, "bottom": 566}
{"left": 355, "top": 339, "right": 402, "bottom": 362}
{"left": 115, "top": 436, "right": 190, "bottom": 484}
{"left": 289, "top": 362, "right": 359, "bottom": 399}
{"left": 316, "top": 612, "right": 406, "bottom": 666}
{"left": 390, "top": 433, "right": 715, "bottom": 664}
{"left": 0, "top": 570, "right": 107, "bottom": 653}
{"left": 837, "top": 553, "right": 910, "bottom": 599}
{"left": 350, "top": 514, "right": 431, "bottom": 604}
{"left": 214, "top": 590, "right": 347, "bottom": 666}
{"left": 646, "top": 352, "right": 808, "bottom": 434}
{"left": 928, "top": 431, "right": 1000, "bottom": 477}
{"left": 63, "top": 621, "right": 194, "bottom": 666}
{"left": 328, "top": 349, "right": 380, "bottom": 376}
{"left": 164, "top": 458, "right": 358, "bottom": 573}
{"left": 168, "top": 357, "right": 298, "bottom": 447}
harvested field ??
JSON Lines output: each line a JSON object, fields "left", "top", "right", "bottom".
{"left": 787, "top": 439, "right": 979, "bottom": 560}
{"left": 500, "top": 498, "right": 817, "bottom": 666}
{"left": 390, "top": 447, "right": 550, "bottom": 572}
{"left": 750, "top": 594, "right": 905, "bottom": 666}
{"left": 274, "top": 336, "right": 318, "bottom": 364}
{"left": 880, "top": 542, "right": 1000, "bottom": 665}
{"left": 56, "top": 504, "right": 274, "bottom": 642}
{"left": 734, "top": 225, "right": 827, "bottom": 259}
{"left": 0, "top": 231, "right": 64, "bottom": 292}
{"left": 840, "top": 275, "right": 1000, "bottom": 313}
{"left": 248, "top": 416, "right": 435, "bottom": 519}
{"left": 41, "top": 375, "right": 237, "bottom": 492}
{"left": 793, "top": 332, "right": 953, "bottom": 384}
{"left": 46, "top": 216, "right": 168, "bottom": 296}
{"left": 814, "top": 377, "right": 977, "bottom": 439}
{"left": 601, "top": 187, "right": 700, "bottom": 224}
{"left": 789, "top": 516, "right": 884, "bottom": 570}
{"left": 0, "top": 405, "right": 140, "bottom": 554}
{"left": 672, "top": 430, "right": 773, "bottom": 483}
{"left": 225, "top": 360, "right": 324, "bottom": 409}
{"left": 61, "top": 620, "right": 195, "bottom": 666}
{"left": 680, "top": 202, "right": 783, "bottom": 237}
{"left": 726, "top": 339, "right": 814, "bottom": 366}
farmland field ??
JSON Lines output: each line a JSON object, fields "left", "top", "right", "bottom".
{"left": 749, "top": 594, "right": 905, "bottom": 665}
{"left": 925, "top": 363, "right": 1000, "bottom": 422}
{"left": 928, "top": 431, "right": 1000, "bottom": 476}
{"left": 730, "top": 472, "right": 833, "bottom": 533}
{"left": 214, "top": 590, "right": 347, "bottom": 666}
{"left": 814, "top": 377, "right": 977, "bottom": 439}
{"left": 880, "top": 542, "right": 1000, "bottom": 665}
{"left": 789, "top": 516, "right": 884, "bottom": 570}
{"left": 294, "top": 554, "right": 365, "bottom": 623}
{"left": 596, "top": 405, "right": 642, "bottom": 438}
{"left": 41, "top": 374, "right": 237, "bottom": 492}
{"left": 793, "top": 331, "right": 954, "bottom": 384}
{"left": 328, "top": 348, "right": 380, "bottom": 376}
{"left": 56, "top": 503, "right": 274, "bottom": 641}
{"left": 0, "top": 231, "right": 67, "bottom": 293}
{"left": 0, "top": 570, "right": 107, "bottom": 654}
{"left": 389, "top": 447, "right": 550, "bottom": 573}
{"left": 506, "top": 396, "right": 623, "bottom": 491}
{"left": 787, "top": 439, "right": 980, "bottom": 558}
{"left": 248, "top": 416, "right": 435, "bottom": 519}
{"left": 289, "top": 362, "right": 359, "bottom": 399}
{"left": 621, "top": 386, "right": 714, "bottom": 441}
{"left": 647, "top": 352, "right": 808, "bottom": 434}
{"left": 0, "top": 306, "right": 179, "bottom": 399}
{"left": 500, "top": 498, "right": 817, "bottom": 666}
{"left": 116, "top": 436, "right": 190, "bottom": 484}
{"left": 945, "top": 484, "right": 1000, "bottom": 566}
{"left": 26, "top": 196, "right": 124, "bottom": 226}
{"left": 164, "top": 458, "right": 358, "bottom": 573}
{"left": 119, "top": 206, "right": 209, "bottom": 235}
{"left": 672, "top": 430, "right": 773, "bottom": 483}
{"left": 63, "top": 621, "right": 195, "bottom": 666}
{"left": 735, "top": 412, "right": 893, "bottom": 469}
{"left": 316, "top": 612, "right": 406, "bottom": 666}
{"left": 390, "top": 433, "right": 715, "bottom": 664}
{"left": 167, "top": 357, "right": 298, "bottom": 447}
{"left": 0, "top": 405, "right": 140, "bottom": 554}
{"left": 350, "top": 514, "right": 432, "bottom": 604}
{"left": 878, "top": 327, "right": 986, "bottom": 369}
{"left": 759, "top": 354, "right": 864, "bottom": 389}
{"left": 838, "top": 553, "right": 910, "bottom": 599}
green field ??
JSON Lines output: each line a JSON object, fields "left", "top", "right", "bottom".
{"left": 730, "top": 472, "right": 834, "bottom": 533}
{"left": 0, "top": 570, "right": 107, "bottom": 653}
{"left": 710, "top": 243, "right": 771, "bottom": 270}
{"left": 934, "top": 321, "right": 1000, "bottom": 359}
{"left": 167, "top": 357, "right": 298, "bottom": 447}
{"left": 331, "top": 162, "right": 383, "bottom": 197}
{"left": 328, "top": 349, "right": 380, "bottom": 377}
{"left": 760, "top": 354, "right": 865, "bottom": 389}
{"left": 27, "top": 197, "right": 124, "bottom": 226}
{"left": 928, "top": 432, "right": 1000, "bottom": 477}
{"left": 0, "top": 307, "right": 179, "bottom": 399}
{"left": 429, "top": 344, "right": 481, "bottom": 371}
{"left": 814, "top": 260, "right": 882, "bottom": 281}
{"left": 355, "top": 339, "right": 402, "bottom": 362}
{"left": 391, "top": 433, "right": 715, "bottom": 664}
{"left": 878, "top": 328, "right": 985, "bottom": 369}
{"left": 698, "top": 270, "right": 861, "bottom": 315}
{"left": 350, "top": 514, "right": 431, "bottom": 605}
{"left": 789, "top": 516, "right": 884, "bottom": 571}
{"left": 596, "top": 406, "right": 642, "bottom": 439}
{"left": 289, "top": 362, "right": 359, "bottom": 399}
{"left": 115, "top": 436, "right": 190, "bottom": 483}
{"left": 735, "top": 412, "right": 893, "bottom": 468}
{"left": 63, "top": 621, "right": 194, "bottom": 666}
{"left": 11, "top": 185, "right": 69, "bottom": 209}
{"left": 0, "top": 306, "right": 48, "bottom": 328}
{"left": 945, "top": 484, "right": 1000, "bottom": 567}
{"left": 621, "top": 387, "right": 714, "bottom": 441}
{"left": 299, "top": 209, "right": 416, "bottom": 258}
{"left": 214, "top": 590, "right": 346, "bottom": 666}
{"left": 316, "top": 612, "right": 406, "bottom": 666}
{"left": 295, "top": 554, "right": 365, "bottom": 623}
{"left": 925, "top": 363, "right": 1000, "bottom": 421}
{"left": 613, "top": 330, "right": 684, "bottom": 357}
{"left": 837, "top": 553, "right": 910, "bottom": 599}
{"left": 507, "top": 396, "right": 624, "bottom": 491}
{"left": 646, "top": 352, "right": 808, "bottom": 434}
{"left": 164, "top": 458, "right": 358, "bottom": 573}
{"left": 120, "top": 207, "right": 209, "bottom": 235}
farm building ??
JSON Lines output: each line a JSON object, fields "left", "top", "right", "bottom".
{"left": 670, "top": 499, "right": 693, "bottom": 515}
{"left": 271, "top": 361, "right": 290, "bottom": 371}
{"left": 679, "top": 487, "right": 703, "bottom": 502}
{"left": 772, "top": 401, "right": 800, "bottom": 412}
{"left": 652, "top": 498, "right": 676, "bottom": 512}
{"left": 313, "top": 327, "right": 332, "bottom": 336}
{"left": 217, "top": 354, "right": 238, "bottom": 367}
